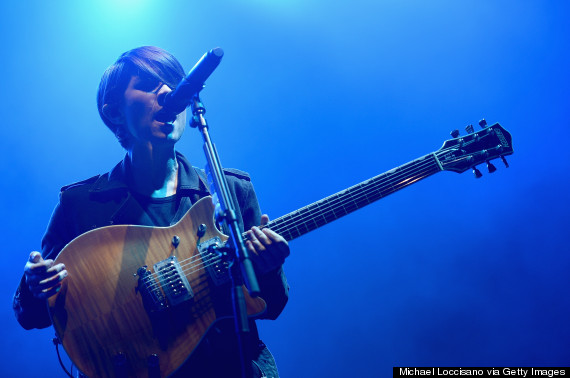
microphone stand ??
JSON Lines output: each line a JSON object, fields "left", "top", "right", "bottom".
{"left": 190, "top": 94, "right": 260, "bottom": 378}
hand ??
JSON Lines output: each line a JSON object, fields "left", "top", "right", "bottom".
{"left": 24, "top": 251, "right": 67, "bottom": 300}
{"left": 245, "top": 214, "right": 290, "bottom": 275}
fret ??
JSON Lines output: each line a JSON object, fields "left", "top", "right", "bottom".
{"left": 354, "top": 193, "right": 370, "bottom": 208}
{"left": 308, "top": 204, "right": 320, "bottom": 231}
{"left": 304, "top": 219, "right": 319, "bottom": 232}
{"left": 341, "top": 198, "right": 351, "bottom": 213}
{"left": 281, "top": 229, "right": 293, "bottom": 241}
{"left": 299, "top": 219, "right": 310, "bottom": 234}
{"left": 290, "top": 228, "right": 300, "bottom": 240}
{"left": 322, "top": 209, "right": 337, "bottom": 223}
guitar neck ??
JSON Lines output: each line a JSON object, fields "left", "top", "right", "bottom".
{"left": 263, "top": 152, "right": 443, "bottom": 242}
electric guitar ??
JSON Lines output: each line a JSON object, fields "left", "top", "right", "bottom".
{"left": 48, "top": 122, "right": 513, "bottom": 377}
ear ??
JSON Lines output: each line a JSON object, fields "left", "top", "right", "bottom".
{"left": 102, "top": 104, "right": 124, "bottom": 125}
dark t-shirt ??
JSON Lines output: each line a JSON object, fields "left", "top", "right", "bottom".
{"left": 131, "top": 192, "right": 180, "bottom": 226}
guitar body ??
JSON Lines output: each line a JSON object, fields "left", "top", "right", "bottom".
{"left": 47, "top": 196, "right": 266, "bottom": 378}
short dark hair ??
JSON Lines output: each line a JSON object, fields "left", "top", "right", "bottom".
{"left": 97, "top": 46, "right": 185, "bottom": 148}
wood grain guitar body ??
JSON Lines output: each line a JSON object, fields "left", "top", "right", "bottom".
{"left": 48, "top": 196, "right": 266, "bottom": 378}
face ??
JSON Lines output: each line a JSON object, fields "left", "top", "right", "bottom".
{"left": 120, "top": 75, "right": 186, "bottom": 148}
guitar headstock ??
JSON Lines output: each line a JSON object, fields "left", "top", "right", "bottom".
{"left": 435, "top": 121, "right": 513, "bottom": 176}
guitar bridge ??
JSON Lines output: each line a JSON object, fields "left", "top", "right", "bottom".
{"left": 153, "top": 256, "right": 193, "bottom": 306}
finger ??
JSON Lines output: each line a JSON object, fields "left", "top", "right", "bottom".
{"left": 260, "top": 214, "right": 270, "bottom": 226}
{"left": 245, "top": 240, "right": 258, "bottom": 255}
{"left": 261, "top": 230, "right": 290, "bottom": 259}
{"left": 29, "top": 251, "right": 42, "bottom": 263}
{"left": 39, "top": 270, "right": 68, "bottom": 286}
{"left": 245, "top": 229, "right": 253, "bottom": 240}
{"left": 244, "top": 228, "right": 259, "bottom": 243}
{"left": 27, "top": 263, "right": 66, "bottom": 286}
{"left": 248, "top": 237, "right": 266, "bottom": 252}
{"left": 35, "top": 282, "right": 63, "bottom": 300}
{"left": 262, "top": 228, "right": 287, "bottom": 244}
{"left": 24, "top": 262, "right": 57, "bottom": 287}
{"left": 45, "top": 263, "right": 66, "bottom": 275}
{"left": 31, "top": 270, "right": 68, "bottom": 294}
{"left": 252, "top": 226, "right": 271, "bottom": 245}
{"left": 25, "top": 258, "right": 55, "bottom": 276}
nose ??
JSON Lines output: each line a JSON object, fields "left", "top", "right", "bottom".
{"left": 156, "top": 83, "right": 172, "bottom": 107}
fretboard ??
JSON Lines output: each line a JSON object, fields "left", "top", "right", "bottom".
{"left": 262, "top": 153, "right": 442, "bottom": 242}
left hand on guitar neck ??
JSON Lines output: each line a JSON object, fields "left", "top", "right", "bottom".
{"left": 245, "top": 214, "right": 290, "bottom": 275}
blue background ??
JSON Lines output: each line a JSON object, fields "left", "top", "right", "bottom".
{"left": 1, "top": 0, "right": 569, "bottom": 376}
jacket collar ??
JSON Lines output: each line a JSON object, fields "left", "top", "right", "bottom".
{"left": 89, "top": 151, "right": 210, "bottom": 197}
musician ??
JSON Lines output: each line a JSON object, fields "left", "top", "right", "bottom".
{"left": 13, "top": 46, "right": 290, "bottom": 377}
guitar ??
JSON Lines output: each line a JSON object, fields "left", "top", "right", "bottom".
{"left": 48, "top": 122, "right": 513, "bottom": 377}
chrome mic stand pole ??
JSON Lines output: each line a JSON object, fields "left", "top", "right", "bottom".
{"left": 190, "top": 94, "right": 260, "bottom": 378}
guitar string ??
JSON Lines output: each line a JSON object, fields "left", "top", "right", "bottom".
{"left": 141, "top": 246, "right": 244, "bottom": 292}
{"left": 140, "top": 252, "right": 220, "bottom": 291}
{"left": 141, "top": 251, "right": 225, "bottom": 291}
{"left": 265, "top": 155, "right": 439, "bottom": 238}
{"left": 139, "top": 155, "right": 440, "bottom": 292}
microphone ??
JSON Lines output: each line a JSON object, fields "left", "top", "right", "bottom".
{"left": 160, "top": 47, "right": 224, "bottom": 113}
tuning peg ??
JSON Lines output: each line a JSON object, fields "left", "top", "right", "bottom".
{"left": 450, "top": 129, "right": 460, "bottom": 138}
{"left": 478, "top": 119, "right": 487, "bottom": 128}
{"left": 500, "top": 156, "right": 509, "bottom": 168}
{"left": 465, "top": 124, "right": 474, "bottom": 134}
{"left": 486, "top": 161, "right": 497, "bottom": 173}
{"left": 472, "top": 166, "right": 483, "bottom": 178}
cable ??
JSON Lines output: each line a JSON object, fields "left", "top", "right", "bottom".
{"left": 52, "top": 336, "right": 73, "bottom": 378}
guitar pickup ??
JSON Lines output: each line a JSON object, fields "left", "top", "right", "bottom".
{"left": 198, "top": 237, "right": 230, "bottom": 286}
{"left": 153, "top": 256, "right": 193, "bottom": 306}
